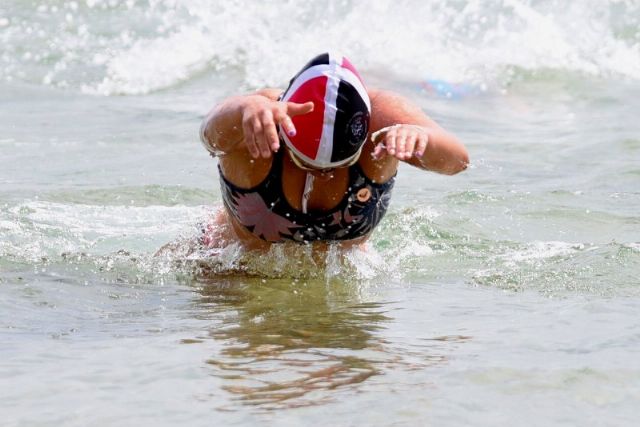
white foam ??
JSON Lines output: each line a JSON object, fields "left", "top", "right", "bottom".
{"left": 2, "top": 0, "right": 638, "bottom": 94}
{"left": 503, "top": 241, "right": 586, "bottom": 265}
{"left": 0, "top": 201, "right": 207, "bottom": 262}
{"left": 623, "top": 243, "right": 640, "bottom": 252}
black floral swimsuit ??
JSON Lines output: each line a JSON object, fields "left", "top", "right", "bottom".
{"left": 219, "top": 150, "right": 395, "bottom": 243}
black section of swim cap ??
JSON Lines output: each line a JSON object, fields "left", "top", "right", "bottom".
{"left": 283, "top": 53, "right": 330, "bottom": 97}
{"left": 302, "top": 53, "right": 330, "bottom": 70}
{"left": 331, "top": 80, "right": 370, "bottom": 164}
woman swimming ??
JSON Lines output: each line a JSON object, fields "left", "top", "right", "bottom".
{"left": 199, "top": 53, "right": 469, "bottom": 251}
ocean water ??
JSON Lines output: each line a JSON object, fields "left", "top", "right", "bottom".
{"left": 2, "top": 0, "right": 640, "bottom": 425}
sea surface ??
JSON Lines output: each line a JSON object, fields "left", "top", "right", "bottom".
{"left": 2, "top": 1, "right": 640, "bottom": 426}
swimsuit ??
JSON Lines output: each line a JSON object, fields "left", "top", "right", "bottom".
{"left": 218, "top": 150, "right": 395, "bottom": 243}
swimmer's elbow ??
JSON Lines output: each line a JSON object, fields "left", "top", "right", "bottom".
{"left": 451, "top": 150, "right": 470, "bottom": 175}
{"left": 200, "top": 105, "right": 238, "bottom": 154}
{"left": 438, "top": 150, "right": 469, "bottom": 175}
{"left": 436, "top": 133, "right": 469, "bottom": 175}
{"left": 200, "top": 115, "right": 224, "bottom": 155}
{"left": 200, "top": 115, "right": 214, "bottom": 147}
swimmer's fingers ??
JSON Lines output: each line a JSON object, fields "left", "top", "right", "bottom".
{"left": 397, "top": 126, "right": 430, "bottom": 160}
{"left": 384, "top": 128, "right": 398, "bottom": 157}
{"left": 241, "top": 97, "right": 299, "bottom": 158}
{"left": 277, "top": 114, "right": 295, "bottom": 139}
{"left": 273, "top": 106, "right": 295, "bottom": 147}
{"left": 286, "top": 101, "right": 314, "bottom": 117}
{"left": 371, "top": 125, "right": 430, "bottom": 161}
{"left": 402, "top": 133, "right": 418, "bottom": 160}
{"left": 252, "top": 116, "right": 272, "bottom": 159}
{"left": 242, "top": 116, "right": 260, "bottom": 158}
{"left": 371, "top": 126, "right": 398, "bottom": 160}
{"left": 415, "top": 131, "right": 429, "bottom": 158}
{"left": 403, "top": 126, "right": 429, "bottom": 159}
{"left": 264, "top": 117, "right": 280, "bottom": 152}
{"left": 372, "top": 141, "right": 387, "bottom": 160}
{"left": 260, "top": 110, "right": 280, "bottom": 158}
{"left": 278, "top": 101, "right": 314, "bottom": 137}
{"left": 394, "top": 127, "right": 409, "bottom": 159}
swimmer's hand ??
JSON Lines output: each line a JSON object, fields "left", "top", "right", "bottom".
{"left": 371, "top": 124, "right": 429, "bottom": 161}
{"left": 241, "top": 96, "right": 314, "bottom": 159}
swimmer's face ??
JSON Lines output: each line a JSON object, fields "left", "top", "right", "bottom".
{"left": 286, "top": 145, "right": 335, "bottom": 173}
{"left": 286, "top": 141, "right": 362, "bottom": 173}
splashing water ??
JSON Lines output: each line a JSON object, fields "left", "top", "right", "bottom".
{"left": 1, "top": 0, "right": 639, "bottom": 95}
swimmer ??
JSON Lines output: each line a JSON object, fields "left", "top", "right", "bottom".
{"left": 199, "top": 53, "right": 469, "bottom": 251}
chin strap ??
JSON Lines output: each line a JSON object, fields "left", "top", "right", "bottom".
{"left": 301, "top": 172, "right": 315, "bottom": 214}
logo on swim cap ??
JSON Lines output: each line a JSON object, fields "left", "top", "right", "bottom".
{"left": 347, "top": 111, "right": 368, "bottom": 145}
{"left": 279, "top": 53, "right": 371, "bottom": 169}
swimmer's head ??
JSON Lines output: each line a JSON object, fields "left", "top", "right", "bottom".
{"left": 279, "top": 53, "right": 370, "bottom": 170}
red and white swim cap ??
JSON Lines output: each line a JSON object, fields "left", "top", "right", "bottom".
{"left": 279, "top": 53, "right": 371, "bottom": 169}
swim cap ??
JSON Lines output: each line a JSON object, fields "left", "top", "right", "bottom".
{"left": 279, "top": 53, "right": 370, "bottom": 169}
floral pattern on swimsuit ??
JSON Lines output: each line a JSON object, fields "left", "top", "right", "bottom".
{"left": 218, "top": 150, "right": 395, "bottom": 243}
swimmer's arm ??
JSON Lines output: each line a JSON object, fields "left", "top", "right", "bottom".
{"left": 200, "top": 89, "right": 278, "bottom": 155}
{"left": 369, "top": 89, "right": 469, "bottom": 175}
{"left": 200, "top": 89, "right": 313, "bottom": 159}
